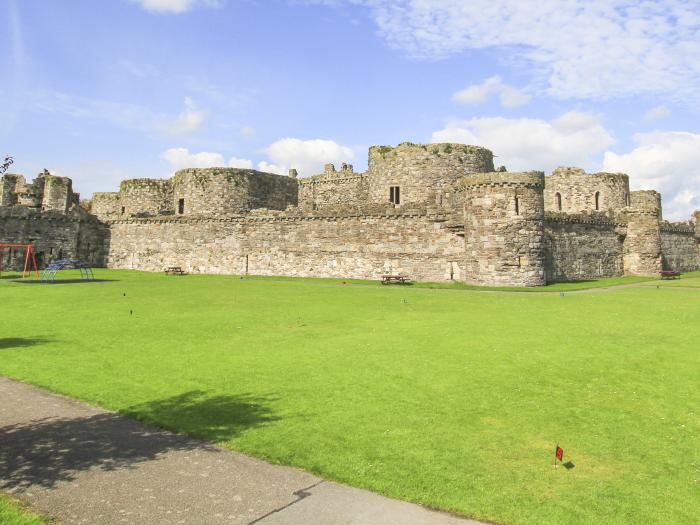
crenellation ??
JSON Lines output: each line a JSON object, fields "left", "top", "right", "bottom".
{"left": 2, "top": 142, "right": 699, "bottom": 283}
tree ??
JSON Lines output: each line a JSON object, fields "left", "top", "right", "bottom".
{"left": 0, "top": 155, "right": 13, "bottom": 175}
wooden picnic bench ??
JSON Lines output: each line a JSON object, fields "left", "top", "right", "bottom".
{"left": 381, "top": 274, "right": 411, "bottom": 285}
{"left": 164, "top": 266, "right": 187, "bottom": 275}
{"left": 660, "top": 270, "right": 680, "bottom": 279}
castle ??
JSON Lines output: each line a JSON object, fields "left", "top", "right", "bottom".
{"left": 1, "top": 143, "right": 699, "bottom": 286}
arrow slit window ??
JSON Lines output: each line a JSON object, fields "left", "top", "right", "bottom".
{"left": 390, "top": 186, "right": 400, "bottom": 205}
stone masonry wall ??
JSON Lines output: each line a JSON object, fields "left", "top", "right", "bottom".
{"left": 171, "top": 168, "right": 298, "bottom": 216}
{"left": 544, "top": 167, "right": 630, "bottom": 214}
{"left": 660, "top": 224, "right": 699, "bottom": 272}
{"left": 104, "top": 211, "right": 464, "bottom": 282}
{"left": 119, "top": 178, "right": 174, "bottom": 217}
{"left": 367, "top": 143, "right": 494, "bottom": 207}
{"left": 623, "top": 190, "right": 663, "bottom": 276}
{"left": 545, "top": 214, "right": 624, "bottom": 282}
{"left": 463, "top": 172, "right": 546, "bottom": 286}
{"left": 297, "top": 164, "right": 368, "bottom": 211}
{"left": 0, "top": 207, "right": 107, "bottom": 269}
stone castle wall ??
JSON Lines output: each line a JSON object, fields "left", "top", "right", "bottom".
{"left": 298, "top": 164, "right": 368, "bottom": 211}
{"left": 2, "top": 143, "right": 699, "bottom": 286}
{"left": 660, "top": 223, "right": 699, "bottom": 272}
{"left": 544, "top": 167, "right": 630, "bottom": 214}
{"left": 0, "top": 206, "right": 106, "bottom": 269}
{"left": 104, "top": 211, "right": 463, "bottom": 282}
{"left": 462, "top": 171, "right": 546, "bottom": 286}
{"left": 91, "top": 168, "right": 298, "bottom": 220}
{"left": 544, "top": 214, "right": 624, "bottom": 282}
{"left": 367, "top": 143, "right": 494, "bottom": 207}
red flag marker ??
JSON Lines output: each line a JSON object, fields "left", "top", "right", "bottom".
{"left": 554, "top": 444, "right": 564, "bottom": 468}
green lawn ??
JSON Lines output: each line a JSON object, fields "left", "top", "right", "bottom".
{"left": 640, "top": 271, "right": 700, "bottom": 288}
{"left": 1, "top": 270, "right": 698, "bottom": 524}
{"left": 0, "top": 494, "right": 49, "bottom": 525}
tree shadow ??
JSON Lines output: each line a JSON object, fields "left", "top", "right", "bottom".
{"left": 0, "top": 390, "right": 278, "bottom": 491}
{"left": 121, "top": 390, "right": 280, "bottom": 443}
{"left": 0, "top": 337, "right": 52, "bottom": 350}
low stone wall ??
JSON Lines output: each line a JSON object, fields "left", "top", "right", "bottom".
{"left": 544, "top": 214, "right": 624, "bottom": 282}
{"left": 104, "top": 212, "right": 464, "bottom": 282}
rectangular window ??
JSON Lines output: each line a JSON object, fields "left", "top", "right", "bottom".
{"left": 178, "top": 198, "right": 185, "bottom": 215}
{"left": 389, "top": 186, "right": 400, "bottom": 205}
{"left": 515, "top": 197, "right": 520, "bottom": 215}
{"left": 121, "top": 206, "right": 125, "bottom": 215}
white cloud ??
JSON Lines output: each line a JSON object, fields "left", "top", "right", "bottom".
{"left": 161, "top": 148, "right": 224, "bottom": 169}
{"left": 261, "top": 138, "right": 355, "bottom": 176}
{"left": 161, "top": 148, "right": 255, "bottom": 170}
{"left": 431, "top": 111, "right": 614, "bottom": 172}
{"left": 453, "top": 76, "right": 530, "bottom": 107}
{"left": 644, "top": 105, "right": 671, "bottom": 122}
{"left": 162, "top": 97, "right": 205, "bottom": 136}
{"left": 131, "top": 0, "right": 224, "bottom": 14}
{"left": 603, "top": 131, "right": 700, "bottom": 220}
{"left": 256, "top": 161, "right": 287, "bottom": 175}
{"left": 228, "top": 157, "right": 253, "bottom": 169}
{"left": 324, "top": 0, "right": 700, "bottom": 105}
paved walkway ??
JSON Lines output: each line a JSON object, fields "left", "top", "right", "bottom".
{"left": 0, "top": 377, "right": 482, "bottom": 525}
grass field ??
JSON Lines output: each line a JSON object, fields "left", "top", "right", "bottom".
{"left": 0, "top": 494, "right": 48, "bottom": 525}
{"left": 1, "top": 270, "right": 698, "bottom": 524}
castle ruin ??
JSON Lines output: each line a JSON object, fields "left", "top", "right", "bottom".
{"left": 1, "top": 142, "right": 699, "bottom": 286}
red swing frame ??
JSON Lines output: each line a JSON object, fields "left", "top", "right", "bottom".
{"left": 0, "top": 243, "right": 40, "bottom": 279}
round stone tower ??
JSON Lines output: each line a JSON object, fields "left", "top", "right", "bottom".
{"left": 463, "top": 171, "right": 546, "bottom": 286}
{"left": 366, "top": 142, "right": 495, "bottom": 207}
{"left": 171, "top": 168, "right": 298, "bottom": 216}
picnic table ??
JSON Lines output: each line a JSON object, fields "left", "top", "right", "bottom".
{"left": 381, "top": 274, "right": 411, "bottom": 285}
{"left": 660, "top": 270, "right": 680, "bottom": 279}
{"left": 164, "top": 266, "right": 187, "bottom": 275}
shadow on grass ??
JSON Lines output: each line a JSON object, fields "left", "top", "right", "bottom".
{"left": 0, "top": 337, "right": 52, "bottom": 350}
{"left": 121, "top": 390, "right": 280, "bottom": 442}
{"left": 17, "top": 279, "right": 118, "bottom": 285}
{"left": 0, "top": 390, "right": 278, "bottom": 490}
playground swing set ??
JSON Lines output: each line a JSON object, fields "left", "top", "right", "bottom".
{"left": 0, "top": 243, "right": 94, "bottom": 282}
{"left": 0, "top": 243, "right": 40, "bottom": 279}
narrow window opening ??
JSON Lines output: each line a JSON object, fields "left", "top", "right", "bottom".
{"left": 178, "top": 198, "right": 185, "bottom": 214}
{"left": 121, "top": 206, "right": 125, "bottom": 215}
{"left": 555, "top": 192, "right": 562, "bottom": 211}
{"left": 514, "top": 197, "right": 520, "bottom": 215}
{"left": 389, "top": 186, "right": 400, "bottom": 205}
{"left": 595, "top": 191, "right": 601, "bottom": 211}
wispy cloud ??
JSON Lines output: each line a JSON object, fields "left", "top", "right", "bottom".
{"left": 161, "top": 97, "right": 206, "bottom": 135}
{"left": 130, "top": 0, "right": 224, "bottom": 14}
{"left": 453, "top": 76, "right": 530, "bottom": 108}
{"left": 644, "top": 105, "right": 671, "bottom": 122}
{"left": 310, "top": 1, "right": 700, "bottom": 106}
{"left": 31, "top": 92, "right": 206, "bottom": 137}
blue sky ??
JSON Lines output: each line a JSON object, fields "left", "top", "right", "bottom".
{"left": 2, "top": 0, "right": 700, "bottom": 219}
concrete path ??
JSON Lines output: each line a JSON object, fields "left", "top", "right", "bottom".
{"left": 0, "top": 377, "right": 482, "bottom": 525}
